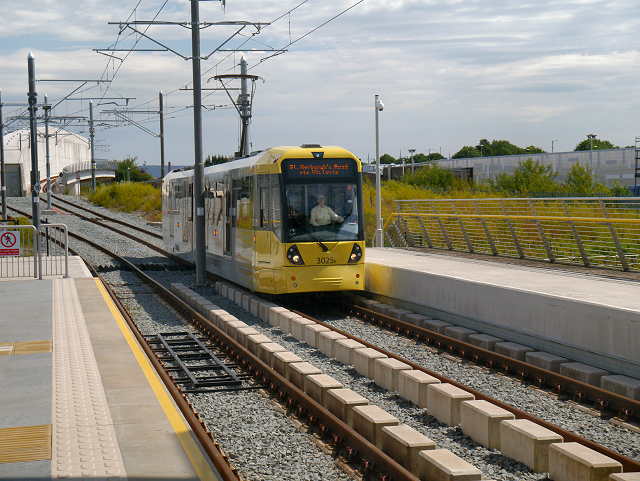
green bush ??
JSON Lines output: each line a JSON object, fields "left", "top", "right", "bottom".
{"left": 87, "top": 182, "right": 161, "bottom": 221}
{"left": 401, "top": 162, "right": 467, "bottom": 190}
{"left": 485, "top": 158, "right": 559, "bottom": 194}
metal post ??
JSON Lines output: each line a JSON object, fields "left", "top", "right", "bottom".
{"left": 28, "top": 55, "right": 39, "bottom": 222}
{"left": 0, "top": 90, "right": 6, "bottom": 220}
{"left": 28, "top": 53, "right": 39, "bottom": 278}
{"left": 44, "top": 95, "right": 52, "bottom": 210}
{"left": 374, "top": 95, "right": 383, "bottom": 248}
{"left": 240, "top": 55, "right": 250, "bottom": 158}
{"left": 159, "top": 91, "right": 166, "bottom": 179}
{"left": 191, "top": 0, "right": 206, "bottom": 285}
{"left": 587, "top": 134, "right": 596, "bottom": 172}
{"left": 90, "top": 101, "right": 96, "bottom": 192}
{"left": 409, "top": 149, "right": 415, "bottom": 174}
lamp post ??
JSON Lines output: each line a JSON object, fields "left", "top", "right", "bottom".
{"left": 408, "top": 149, "right": 415, "bottom": 174}
{"left": 552, "top": 139, "right": 559, "bottom": 153}
{"left": 374, "top": 95, "right": 384, "bottom": 248}
{"left": 587, "top": 134, "right": 596, "bottom": 171}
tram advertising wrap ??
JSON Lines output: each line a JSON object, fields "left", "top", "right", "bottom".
{"left": 162, "top": 146, "right": 365, "bottom": 294}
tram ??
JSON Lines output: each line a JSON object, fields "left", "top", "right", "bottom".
{"left": 162, "top": 145, "right": 365, "bottom": 294}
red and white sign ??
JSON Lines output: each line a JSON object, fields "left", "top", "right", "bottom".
{"left": 0, "top": 230, "right": 20, "bottom": 256}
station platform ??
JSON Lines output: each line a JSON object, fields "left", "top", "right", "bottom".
{"left": 0, "top": 257, "right": 220, "bottom": 480}
{"left": 365, "top": 248, "right": 640, "bottom": 379}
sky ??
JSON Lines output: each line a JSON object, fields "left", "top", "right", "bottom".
{"left": 1, "top": 0, "right": 640, "bottom": 167}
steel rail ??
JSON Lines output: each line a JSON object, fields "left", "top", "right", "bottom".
{"left": 97, "top": 271, "right": 241, "bottom": 481}
{"left": 293, "top": 302, "right": 640, "bottom": 473}
{"left": 83, "top": 243, "right": 420, "bottom": 480}
{"left": 9, "top": 204, "right": 419, "bottom": 480}
{"left": 9, "top": 204, "right": 191, "bottom": 269}
{"left": 14, "top": 201, "right": 637, "bottom": 474}
{"left": 6, "top": 206, "right": 240, "bottom": 480}
{"left": 167, "top": 295, "right": 420, "bottom": 481}
{"left": 51, "top": 193, "right": 162, "bottom": 239}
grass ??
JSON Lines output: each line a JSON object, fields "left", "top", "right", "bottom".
{"left": 85, "top": 182, "right": 161, "bottom": 222}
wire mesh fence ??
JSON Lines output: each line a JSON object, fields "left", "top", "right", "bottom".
{"left": 385, "top": 197, "right": 640, "bottom": 271}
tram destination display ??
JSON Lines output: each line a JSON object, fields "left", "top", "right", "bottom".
{"left": 284, "top": 159, "right": 354, "bottom": 179}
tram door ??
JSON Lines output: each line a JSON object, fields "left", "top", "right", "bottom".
{"left": 224, "top": 173, "right": 232, "bottom": 255}
{"left": 182, "top": 180, "right": 189, "bottom": 244}
{"left": 256, "top": 174, "right": 271, "bottom": 264}
{"left": 168, "top": 183, "right": 175, "bottom": 239}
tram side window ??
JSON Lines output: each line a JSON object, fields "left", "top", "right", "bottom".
{"left": 260, "top": 190, "right": 269, "bottom": 228}
{"left": 236, "top": 176, "right": 252, "bottom": 229}
{"left": 271, "top": 176, "right": 282, "bottom": 241}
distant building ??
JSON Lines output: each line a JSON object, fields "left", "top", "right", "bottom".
{"left": 435, "top": 148, "right": 638, "bottom": 187}
{"left": 2, "top": 128, "right": 90, "bottom": 196}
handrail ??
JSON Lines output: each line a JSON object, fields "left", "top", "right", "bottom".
{"left": 384, "top": 212, "right": 640, "bottom": 229}
{"left": 382, "top": 201, "right": 640, "bottom": 272}
{"left": 0, "top": 224, "right": 69, "bottom": 279}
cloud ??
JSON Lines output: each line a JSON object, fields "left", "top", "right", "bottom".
{"left": 2, "top": 0, "right": 640, "bottom": 164}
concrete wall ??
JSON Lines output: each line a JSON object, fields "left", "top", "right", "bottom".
{"left": 365, "top": 249, "right": 640, "bottom": 376}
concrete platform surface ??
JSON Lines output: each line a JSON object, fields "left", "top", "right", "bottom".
{"left": 365, "top": 248, "right": 640, "bottom": 375}
{"left": 0, "top": 257, "right": 220, "bottom": 480}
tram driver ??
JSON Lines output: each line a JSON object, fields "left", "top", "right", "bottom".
{"left": 309, "top": 194, "right": 343, "bottom": 227}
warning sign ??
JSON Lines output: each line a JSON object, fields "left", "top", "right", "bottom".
{"left": 0, "top": 230, "right": 20, "bottom": 256}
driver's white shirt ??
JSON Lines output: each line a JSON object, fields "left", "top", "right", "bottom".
{"left": 310, "top": 205, "right": 338, "bottom": 226}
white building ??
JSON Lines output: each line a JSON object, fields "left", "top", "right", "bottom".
{"left": 2, "top": 128, "right": 91, "bottom": 196}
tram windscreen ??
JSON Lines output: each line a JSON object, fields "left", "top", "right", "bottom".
{"left": 285, "top": 183, "right": 360, "bottom": 242}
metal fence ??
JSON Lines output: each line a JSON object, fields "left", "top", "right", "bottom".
{"left": 0, "top": 224, "right": 69, "bottom": 279}
{"left": 384, "top": 197, "right": 640, "bottom": 271}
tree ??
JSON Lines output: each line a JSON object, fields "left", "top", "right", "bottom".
{"left": 401, "top": 162, "right": 465, "bottom": 190}
{"left": 486, "top": 158, "right": 558, "bottom": 194}
{"left": 428, "top": 152, "right": 445, "bottom": 160}
{"left": 379, "top": 153, "right": 396, "bottom": 164}
{"left": 114, "top": 156, "right": 152, "bottom": 182}
{"left": 453, "top": 139, "right": 546, "bottom": 158}
{"left": 574, "top": 138, "right": 617, "bottom": 151}
{"left": 523, "top": 145, "right": 546, "bottom": 154}
{"left": 452, "top": 146, "right": 479, "bottom": 159}
{"left": 562, "top": 162, "right": 608, "bottom": 196}
{"left": 413, "top": 153, "right": 429, "bottom": 163}
{"left": 205, "top": 154, "right": 232, "bottom": 166}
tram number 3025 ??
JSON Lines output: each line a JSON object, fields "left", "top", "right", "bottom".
{"left": 317, "top": 257, "right": 336, "bottom": 265}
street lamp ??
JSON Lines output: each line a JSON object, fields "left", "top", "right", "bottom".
{"left": 374, "top": 95, "right": 384, "bottom": 248}
{"left": 587, "top": 134, "right": 597, "bottom": 171}
{"left": 552, "top": 139, "right": 559, "bottom": 153}
{"left": 408, "top": 149, "right": 416, "bottom": 174}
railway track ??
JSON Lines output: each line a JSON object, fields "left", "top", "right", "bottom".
{"left": 5, "top": 195, "right": 639, "bottom": 480}
{"left": 289, "top": 301, "right": 640, "bottom": 472}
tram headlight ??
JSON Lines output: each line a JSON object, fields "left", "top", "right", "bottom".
{"left": 287, "top": 245, "right": 305, "bottom": 265}
{"left": 348, "top": 243, "right": 362, "bottom": 263}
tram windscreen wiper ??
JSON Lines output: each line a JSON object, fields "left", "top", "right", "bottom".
{"left": 289, "top": 215, "right": 329, "bottom": 252}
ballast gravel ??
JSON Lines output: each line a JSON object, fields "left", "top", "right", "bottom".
{"left": 101, "top": 270, "right": 350, "bottom": 481}
{"left": 8, "top": 196, "right": 638, "bottom": 479}
{"left": 203, "top": 290, "right": 640, "bottom": 480}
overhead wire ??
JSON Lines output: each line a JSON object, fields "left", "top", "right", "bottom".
{"left": 89, "top": 0, "right": 364, "bottom": 138}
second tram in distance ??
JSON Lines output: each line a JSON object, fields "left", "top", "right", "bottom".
{"left": 162, "top": 145, "right": 365, "bottom": 294}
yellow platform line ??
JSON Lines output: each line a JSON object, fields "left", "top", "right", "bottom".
{"left": 94, "top": 278, "right": 218, "bottom": 481}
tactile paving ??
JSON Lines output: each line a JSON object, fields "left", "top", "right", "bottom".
{"left": 13, "top": 340, "right": 53, "bottom": 355}
{"left": 0, "top": 424, "right": 51, "bottom": 464}
{"left": 51, "top": 278, "right": 127, "bottom": 479}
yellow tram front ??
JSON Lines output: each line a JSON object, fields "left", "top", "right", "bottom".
{"left": 276, "top": 147, "right": 365, "bottom": 293}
